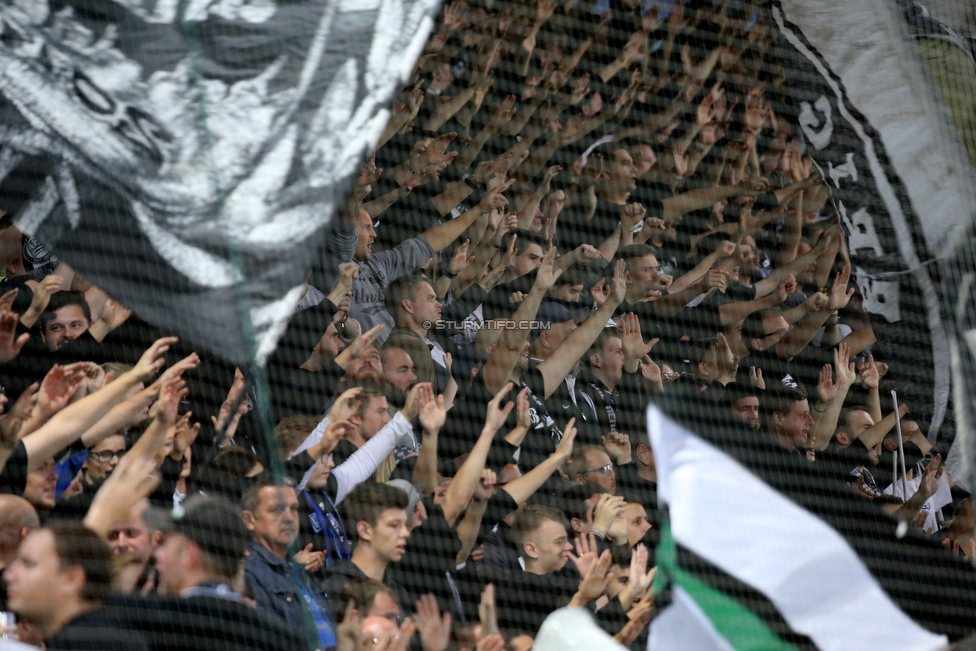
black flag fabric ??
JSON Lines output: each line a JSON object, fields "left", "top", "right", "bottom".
{"left": 766, "top": 0, "right": 976, "bottom": 455}
{"left": 0, "top": 0, "right": 440, "bottom": 365}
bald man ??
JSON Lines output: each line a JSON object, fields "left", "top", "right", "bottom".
{"left": 0, "top": 495, "right": 39, "bottom": 610}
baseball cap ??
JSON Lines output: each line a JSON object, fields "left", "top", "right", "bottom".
{"left": 146, "top": 495, "right": 247, "bottom": 565}
{"left": 530, "top": 301, "right": 587, "bottom": 340}
{"left": 386, "top": 479, "right": 421, "bottom": 515}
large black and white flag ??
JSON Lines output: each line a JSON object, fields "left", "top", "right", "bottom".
{"left": 0, "top": 0, "right": 439, "bottom": 365}
{"left": 647, "top": 393, "right": 976, "bottom": 651}
{"left": 768, "top": 0, "right": 976, "bottom": 456}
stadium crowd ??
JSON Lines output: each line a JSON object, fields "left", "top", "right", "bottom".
{"left": 0, "top": 0, "right": 967, "bottom": 650}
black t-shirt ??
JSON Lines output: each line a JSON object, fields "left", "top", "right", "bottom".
{"left": 110, "top": 593, "right": 307, "bottom": 651}
{"left": 331, "top": 439, "right": 360, "bottom": 467}
{"left": 46, "top": 606, "right": 149, "bottom": 651}
{"left": 483, "top": 271, "right": 538, "bottom": 322}
{"left": 371, "top": 177, "right": 448, "bottom": 252}
{"left": 480, "top": 564, "right": 579, "bottom": 635}
{"left": 557, "top": 197, "right": 634, "bottom": 253}
{"left": 0, "top": 440, "right": 29, "bottom": 496}
{"left": 443, "top": 363, "right": 562, "bottom": 471}
{"left": 388, "top": 499, "right": 463, "bottom": 615}
{"left": 613, "top": 299, "right": 684, "bottom": 368}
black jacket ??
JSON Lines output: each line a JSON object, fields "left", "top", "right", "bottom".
{"left": 109, "top": 593, "right": 306, "bottom": 651}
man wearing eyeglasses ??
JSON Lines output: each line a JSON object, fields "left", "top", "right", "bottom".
{"left": 565, "top": 446, "right": 617, "bottom": 494}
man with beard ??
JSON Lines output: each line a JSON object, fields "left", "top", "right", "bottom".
{"left": 343, "top": 344, "right": 385, "bottom": 383}
{"left": 381, "top": 348, "right": 417, "bottom": 405}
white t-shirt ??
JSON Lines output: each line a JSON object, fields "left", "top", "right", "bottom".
{"left": 883, "top": 462, "right": 953, "bottom": 532}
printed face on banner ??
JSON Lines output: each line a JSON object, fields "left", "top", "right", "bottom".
{"left": 0, "top": 0, "right": 438, "bottom": 362}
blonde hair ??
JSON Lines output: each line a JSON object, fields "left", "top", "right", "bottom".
{"left": 372, "top": 452, "right": 397, "bottom": 484}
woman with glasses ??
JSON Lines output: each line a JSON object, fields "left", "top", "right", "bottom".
{"left": 81, "top": 434, "right": 127, "bottom": 491}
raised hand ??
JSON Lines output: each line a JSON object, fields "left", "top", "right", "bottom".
{"left": 448, "top": 240, "right": 475, "bottom": 275}
{"left": 34, "top": 365, "right": 87, "bottom": 419}
{"left": 817, "top": 363, "right": 838, "bottom": 405}
{"left": 484, "top": 382, "right": 516, "bottom": 432}
{"left": 572, "top": 549, "right": 613, "bottom": 604}
{"left": 478, "top": 584, "right": 499, "bottom": 638}
{"left": 401, "top": 382, "right": 431, "bottom": 421}
{"left": 414, "top": 594, "right": 451, "bottom": 651}
{"left": 554, "top": 417, "right": 577, "bottom": 461}
{"left": 697, "top": 268, "right": 729, "bottom": 294}
{"left": 917, "top": 453, "right": 944, "bottom": 500}
{"left": 307, "top": 421, "right": 356, "bottom": 460}
{"left": 602, "top": 431, "right": 632, "bottom": 465}
{"left": 860, "top": 353, "right": 880, "bottom": 390}
{"left": 328, "top": 387, "right": 364, "bottom": 423}
{"left": 591, "top": 494, "right": 627, "bottom": 535}
{"left": 0, "top": 289, "right": 19, "bottom": 313}
{"left": 672, "top": 147, "right": 689, "bottom": 177}
{"left": 336, "top": 262, "right": 361, "bottom": 294}
{"left": 716, "top": 332, "right": 739, "bottom": 379}
{"left": 294, "top": 543, "right": 325, "bottom": 574}
{"left": 568, "top": 532, "right": 600, "bottom": 578}
{"left": 343, "top": 324, "right": 386, "bottom": 361}
{"left": 533, "top": 247, "right": 563, "bottom": 292}
{"left": 610, "top": 259, "right": 627, "bottom": 304}
{"left": 133, "top": 337, "right": 179, "bottom": 381}
{"left": 621, "top": 203, "right": 646, "bottom": 230}
{"left": 29, "top": 275, "right": 64, "bottom": 313}
{"left": 618, "top": 543, "right": 656, "bottom": 606}
{"left": 827, "top": 265, "right": 855, "bottom": 311}
{"left": 804, "top": 291, "right": 829, "bottom": 312}
{"left": 84, "top": 453, "right": 160, "bottom": 538}
{"left": 479, "top": 178, "right": 514, "bottom": 212}
{"left": 155, "top": 353, "right": 201, "bottom": 396}
{"left": 640, "top": 355, "right": 663, "bottom": 386}
{"left": 515, "top": 388, "right": 531, "bottom": 429}
{"left": 419, "top": 391, "right": 447, "bottom": 434}
{"left": 0, "top": 310, "right": 28, "bottom": 364}
{"left": 749, "top": 366, "right": 765, "bottom": 390}
{"left": 833, "top": 342, "right": 856, "bottom": 387}
{"left": 621, "top": 313, "right": 657, "bottom": 360}
{"left": 358, "top": 152, "right": 383, "bottom": 187}
{"left": 776, "top": 274, "right": 796, "bottom": 303}
{"left": 151, "top": 376, "right": 187, "bottom": 426}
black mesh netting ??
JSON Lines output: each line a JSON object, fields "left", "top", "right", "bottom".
{"left": 0, "top": 0, "right": 975, "bottom": 649}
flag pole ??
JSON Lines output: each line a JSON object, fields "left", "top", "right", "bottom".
{"left": 892, "top": 390, "right": 908, "bottom": 499}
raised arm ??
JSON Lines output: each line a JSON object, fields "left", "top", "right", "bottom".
{"left": 22, "top": 337, "right": 176, "bottom": 471}
{"left": 810, "top": 346, "right": 856, "bottom": 452}
{"left": 442, "top": 384, "right": 516, "bottom": 526}
{"left": 501, "top": 417, "right": 576, "bottom": 505}
{"left": 422, "top": 181, "right": 512, "bottom": 252}
{"left": 482, "top": 248, "right": 561, "bottom": 394}
{"left": 858, "top": 402, "right": 910, "bottom": 451}
{"left": 538, "top": 261, "right": 626, "bottom": 398}
{"left": 775, "top": 266, "right": 853, "bottom": 361}
{"left": 661, "top": 180, "right": 766, "bottom": 221}
{"left": 719, "top": 275, "right": 790, "bottom": 326}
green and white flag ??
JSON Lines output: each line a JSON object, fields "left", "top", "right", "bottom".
{"left": 645, "top": 399, "right": 976, "bottom": 651}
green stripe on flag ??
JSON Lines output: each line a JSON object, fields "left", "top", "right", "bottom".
{"left": 657, "top": 523, "right": 800, "bottom": 651}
